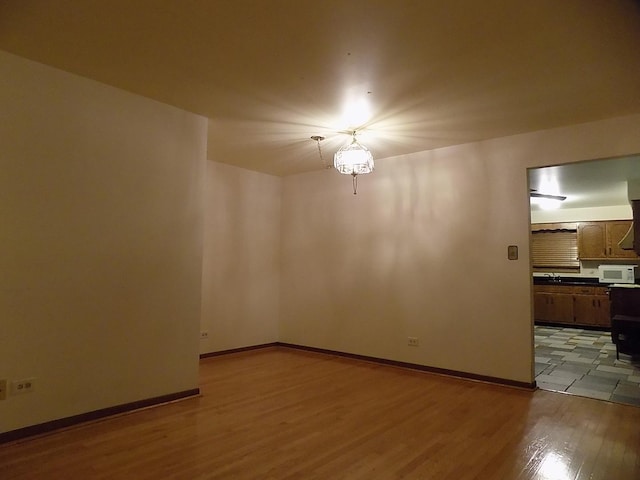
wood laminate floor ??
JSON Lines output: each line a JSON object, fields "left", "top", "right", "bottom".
{"left": 2, "top": 347, "right": 640, "bottom": 479}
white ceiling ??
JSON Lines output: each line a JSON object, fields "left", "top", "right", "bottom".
{"left": 529, "top": 156, "right": 640, "bottom": 211}
{"left": 1, "top": 0, "right": 639, "bottom": 179}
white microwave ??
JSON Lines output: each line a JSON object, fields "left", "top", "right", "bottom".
{"left": 598, "top": 265, "right": 638, "bottom": 284}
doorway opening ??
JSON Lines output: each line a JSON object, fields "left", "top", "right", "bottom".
{"left": 528, "top": 155, "right": 640, "bottom": 406}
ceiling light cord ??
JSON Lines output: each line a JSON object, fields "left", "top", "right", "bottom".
{"left": 352, "top": 173, "right": 358, "bottom": 195}
{"left": 317, "top": 140, "right": 328, "bottom": 169}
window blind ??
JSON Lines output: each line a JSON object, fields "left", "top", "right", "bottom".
{"left": 531, "top": 230, "right": 579, "bottom": 268}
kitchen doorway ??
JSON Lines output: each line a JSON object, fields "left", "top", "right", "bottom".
{"left": 529, "top": 155, "right": 640, "bottom": 406}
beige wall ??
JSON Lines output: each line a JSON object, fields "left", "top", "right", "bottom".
{"left": 0, "top": 51, "right": 206, "bottom": 433}
{"left": 200, "top": 161, "right": 281, "bottom": 352}
{"left": 531, "top": 205, "right": 632, "bottom": 223}
{"left": 280, "top": 115, "right": 640, "bottom": 384}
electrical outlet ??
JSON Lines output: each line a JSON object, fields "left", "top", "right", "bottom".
{"left": 0, "top": 379, "right": 7, "bottom": 400}
{"left": 10, "top": 378, "right": 35, "bottom": 396}
{"left": 200, "top": 331, "right": 209, "bottom": 340}
{"left": 407, "top": 337, "right": 419, "bottom": 347}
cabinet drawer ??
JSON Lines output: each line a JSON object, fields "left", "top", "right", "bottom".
{"left": 534, "top": 285, "right": 604, "bottom": 295}
{"left": 534, "top": 285, "right": 575, "bottom": 294}
{"left": 573, "top": 286, "right": 595, "bottom": 295}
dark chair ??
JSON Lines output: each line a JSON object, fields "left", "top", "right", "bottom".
{"left": 611, "top": 315, "right": 640, "bottom": 360}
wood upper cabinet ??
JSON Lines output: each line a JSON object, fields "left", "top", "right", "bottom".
{"left": 577, "top": 222, "right": 606, "bottom": 258}
{"left": 577, "top": 220, "right": 638, "bottom": 260}
{"left": 607, "top": 221, "right": 638, "bottom": 259}
{"left": 632, "top": 200, "right": 640, "bottom": 256}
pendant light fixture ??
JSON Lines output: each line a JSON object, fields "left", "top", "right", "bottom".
{"left": 333, "top": 131, "right": 374, "bottom": 194}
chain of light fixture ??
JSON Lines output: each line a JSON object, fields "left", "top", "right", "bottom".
{"left": 310, "top": 135, "right": 330, "bottom": 170}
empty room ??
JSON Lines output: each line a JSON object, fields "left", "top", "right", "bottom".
{"left": 2, "top": 1, "right": 640, "bottom": 478}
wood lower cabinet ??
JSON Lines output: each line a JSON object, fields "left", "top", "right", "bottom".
{"left": 573, "top": 294, "right": 598, "bottom": 326}
{"left": 534, "top": 285, "right": 610, "bottom": 328}
{"left": 594, "top": 290, "right": 611, "bottom": 326}
{"left": 534, "top": 286, "right": 574, "bottom": 324}
{"left": 573, "top": 288, "right": 610, "bottom": 326}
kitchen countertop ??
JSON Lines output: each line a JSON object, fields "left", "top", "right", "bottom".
{"left": 533, "top": 276, "right": 640, "bottom": 287}
{"left": 534, "top": 276, "right": 610, "bottom": 287}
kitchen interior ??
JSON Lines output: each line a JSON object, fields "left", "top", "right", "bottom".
{"left": 531, "top": 155, "right": 640, "bottom": 406}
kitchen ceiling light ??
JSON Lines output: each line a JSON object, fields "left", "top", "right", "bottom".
{"left": 333, "top": 131, "right": 374, "bottom": 194}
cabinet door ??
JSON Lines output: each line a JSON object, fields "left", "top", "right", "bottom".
{"left": 534, "top": 287, "right": 576, "bottom": 325}
{"left": 578, "top": 222, "right": 607, "bottom": 259}
{"left": 548, "top": 293, "right": 574, "bottom": 324}
{"left": 607, "top": 221, "right": 639, "bottom": 259}
{"left": 534, "top": 292, "right": 553, "bottom": 322}
{"left": 593, "top": 294, "right": 611, "bottom": 328}
{"left": 573, "top": 295, "right": 598, "bottom": 326}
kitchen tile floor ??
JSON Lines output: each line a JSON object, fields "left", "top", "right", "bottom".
{"left": 534, "top": 325, "right": 640, "bottom": 407}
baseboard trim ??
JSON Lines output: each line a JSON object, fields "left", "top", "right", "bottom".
{"left": 535, "top": 321, "right": 610, "bottom": 332}
{"left": 200, "top": 342, "right": 279, "bottom": 359}
{"left": 276, "top": 343, "right": 537, "bottom": 391}
{"left": 0, "top": 388, "right": 200, "bottom": 445}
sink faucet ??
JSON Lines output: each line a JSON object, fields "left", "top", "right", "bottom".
{"left": 544, "top": 273, "right": 562, "bottom": 282}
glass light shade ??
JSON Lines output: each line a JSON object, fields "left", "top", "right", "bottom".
{"left": 333, "top": 138, "right": 374, "bottom": 175}
{"left": 534, "top": 197, "right": 563, "bottom": 210}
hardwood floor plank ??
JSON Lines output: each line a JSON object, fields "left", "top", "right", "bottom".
{"left": 1, "top": 347, "right": 639, "bottom": 479}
